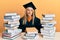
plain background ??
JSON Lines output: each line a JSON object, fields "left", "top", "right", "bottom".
{"left": 0, "top": 0, "right": 60, "bottom": 32}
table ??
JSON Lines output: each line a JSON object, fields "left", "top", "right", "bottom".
{"left": 0, "top": 32, "right": 60, "bottom": 40}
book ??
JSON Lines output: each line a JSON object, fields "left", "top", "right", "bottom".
{"left": 4, "top": 18, "right": 20, "bottom": 21}
{"left": 8, "top": 29, "right": 22, "bottom": 33}
{"left": 2, "top": 29, "right": 22, "bottom": 37}
{"left": 4, "top": 15, "right": 20, "bottom": 20}
{"left": 25, "top": 33, "right": 36, "bottom": 37}
{"left": 26, "top": 27, "right": 38, "bottom": 34}
{"left": 7, "top": 21, "right": 19, "bottom": 24}
{"left": 23, "top": 34, "right": 37, "bottom": 39}
{"left": 2, "top": 33, "right": 21, "bottom": 40}
{"left": 41, "top": 20, "right": 56, "bottom": 25}
{"left": 42, "top": 14, "right": 55, "bottom": 18}
{"left": 42, "top": 17, "right": 54, "bottom": 21}
{"left": 44, "top": 27, "right": 56, "bottom": 30}
{"left": 5, "top": 26, "right": 19, "bottom": 30}
{"left": 23, "top": 33, "right": 39, "bottom": 40}
{"left": 5, "top": 12, "right": 17, "bottom": 16}
{"left": 42, "top": 24, "right": 55, "bottom": 27}
{"left": 4, "top": 24, "right": 18, "bottom": 28}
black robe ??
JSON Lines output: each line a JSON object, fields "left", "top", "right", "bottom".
{"left": 18, "top": 17, "right": 43, "bottom": 33}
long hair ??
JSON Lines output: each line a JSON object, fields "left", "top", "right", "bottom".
{"left": 23, "top": 10, "right": 36, "bottom": 25}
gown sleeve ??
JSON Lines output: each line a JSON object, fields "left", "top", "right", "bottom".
{"left": 18, "top": 18, "right": 23, "bottom": 29}
{"left": 35, "top": 17, "right": 43, "bottom": 33}
{"left": 18, "top": 18, "right": 26, "bottom": 32}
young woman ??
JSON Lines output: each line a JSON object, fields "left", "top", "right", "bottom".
{"left": 18, "top": 2, "right": 43, "bottom": 33}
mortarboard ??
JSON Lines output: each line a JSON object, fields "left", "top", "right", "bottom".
{"left": 23, "top": 2, "right": 36, "bottom": 10}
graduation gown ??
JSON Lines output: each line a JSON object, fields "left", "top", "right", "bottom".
{"left": 18, "top": 17, "right": 43, "bottom": 33}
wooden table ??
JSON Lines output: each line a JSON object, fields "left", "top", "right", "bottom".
{"left": 0, "top": 32, "right": 60, "bottom": 40}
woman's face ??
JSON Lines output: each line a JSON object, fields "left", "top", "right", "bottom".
{"left": 26, "top": 7, "right": 34, "bottom": 17}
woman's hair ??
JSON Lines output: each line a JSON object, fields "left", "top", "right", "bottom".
{"left": 23, "top": 10, "right": 36, "bottom": 25}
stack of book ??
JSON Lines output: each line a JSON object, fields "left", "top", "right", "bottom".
{"left": 23, "top": 27, "right": 38, "bottom": 40}
{"left": 2, "top": 13, "right": 22, "bottom": 40}
{"left": 41, "top": 14, "right": 56, "bottom": 40}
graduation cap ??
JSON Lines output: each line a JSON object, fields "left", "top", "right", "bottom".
{"left": 23, "top": 2, "right": 36, "bottom": 10}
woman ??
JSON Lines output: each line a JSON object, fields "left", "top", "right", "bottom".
{"left": 18, "top": 2, "right": 43, "bottom": 33}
